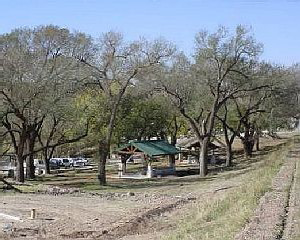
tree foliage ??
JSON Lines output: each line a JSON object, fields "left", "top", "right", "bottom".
{"left": 0, "top": 24, "right": 299, "bottom": 184}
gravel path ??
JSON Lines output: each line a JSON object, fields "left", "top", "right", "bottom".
{"left": 282, "top": 149, "right": 300, "bottom": 240}
{"left": 235, "top": 142, "right": 300, "bottom": 240}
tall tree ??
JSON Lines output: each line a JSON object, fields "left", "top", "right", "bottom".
{"left": 0, "top": 26, "right": 90, "bottom": 182}
{"left": 217, "top": 63, "right": 294, "bottom": 159}
{"left": 78, "top": 32, "right": 175, "bottom": 185}
{"left": 158, "top": 26, "right": 262, "bottom": 176}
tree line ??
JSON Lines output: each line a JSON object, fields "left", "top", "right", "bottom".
{"left": 0, "top": 25, "right": 299, "bottom": 185}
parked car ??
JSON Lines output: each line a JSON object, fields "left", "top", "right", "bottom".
{"left": 73, "top": 159, "right": 85, "bottom": 167}
{"left": 49, "top": 159, "right": 60, "bottom": 169}
{"left": 72, "top": 157, "right": 88, "bottom": 167}
{"left": 50, "top": 158, "right": 71, "bottom": 168}
{"left": 59, "top": 158, "right": 71, "bottom": 168}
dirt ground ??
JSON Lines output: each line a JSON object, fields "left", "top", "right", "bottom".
{"left": 0, "top": 135, "right": 297, "bottom": 240}
{"left": 0, "top": 175, "right": 244, "bottom": 240}
{"left": 0, "top": 190, "right": 191, "bottom": 240}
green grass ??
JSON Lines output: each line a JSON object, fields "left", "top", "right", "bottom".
{"left": 164, "top": 140, "right": 293, "bottom": 240}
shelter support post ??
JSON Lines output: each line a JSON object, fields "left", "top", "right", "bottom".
{"left": 147, "top": 162, "right": 153, "bottom": 178}
{"left": 168, "top": 155, "right": 176, "bottom": 170}
{"left": 118, "top": 155, "right": 127, "bottom": 177}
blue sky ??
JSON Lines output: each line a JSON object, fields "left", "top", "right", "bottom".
{"left": 1, "top": 0, "right": 299, "bottom": 65}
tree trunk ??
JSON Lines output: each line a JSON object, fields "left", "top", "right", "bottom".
{"left": 15, "top": 135, "right": 27, "bottom": 183}
{"left": 43, "top": 146, "right": 56, "bottom": 174}
{"left": 199, "top": 97, "right": 219, "bottom": 176}
{"left": 26, "top": 157, "right": 35, "bottom": 179}
{"left": 170, "top": 133, "right": 177, "bottom": 146}
{"left": 98, "top": 142, "right": 109, "bottom": 185}
{"left": 255, "top": 134, "right": 260, "bottom": 151}
{"left": 26, "top": 138, "right": 35, "bottom": 179}
{"left": 241, "top": 122, "right": 255, "bottom": 158}
{"left": 225, "top": 144, "right": 233, "bottom": 167}
{"left": 170, "top": 115, "right": 178, "bottom": 146}
{"left": 169, "top": 131, "right": 177, "bottom": 169}
{"left": 43, "top": 149, "right": 51, "bottom": 175}
{"left": 222, "top": 119, "right": 234, "bottom": 167}
{"left": 44, "top": 158, "right": 50, "bottom": 174}
{"left": 199, "top": 137, "right": 208, "bottom": 177}
{"left": 15, "top": 154, "right": 25, "bottom": 183}
{"left": 242, "top": 139, "right": 254, "bottom": 158}
{"left": 97, "top": 88, "right": 125, "bottom": 185}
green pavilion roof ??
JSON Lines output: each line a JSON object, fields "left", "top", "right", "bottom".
{"left": 117, "top": 140, "right": 179, "bottom": 157}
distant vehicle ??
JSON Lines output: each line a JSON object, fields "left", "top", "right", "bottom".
{"left": 34, "top": 159, "right": 60, "bottom": 174}
{"left": 34, "top": 159, "right": 45, "bottom": 171}
{"left": 34, "top": 159, "right": 43, "bottom": 166}
{"left": 50, "top": 158, "right": 71, "bottom": 168}
{"left": 49, "top": 159, "right": 60, "bottom": 169}
{"left": 73, "top": 159, "right": 85, "bottom": 167}
{"left": 72, "top": 157, "right": 88, "bottom": 167}
{"left": 60, "top": 158, "right": 71, "bottom": 168}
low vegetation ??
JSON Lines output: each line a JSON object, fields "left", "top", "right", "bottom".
{"left": 164, "top": 139, "right": 293, "bottom": 240}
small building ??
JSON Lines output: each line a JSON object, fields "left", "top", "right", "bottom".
{"left": 176, "top": 137, "right": 224, "bottom": 164}
{"left": 116, "top": 140, "right": 179, "bottom": 178}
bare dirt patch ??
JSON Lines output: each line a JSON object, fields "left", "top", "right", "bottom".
{"left": 0, "top": 136, "right": 291, "bottom": 240}
{"left": 0, "top": 174, "right": 245, "bottom": 240}
{"left": 0, "top": 191, "right": 191, "bottom": 240}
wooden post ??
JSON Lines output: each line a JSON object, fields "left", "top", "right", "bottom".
{"left": 30, "top": 209, "right": 36, "bottom": 219}
{"left": 178, "top": 148, "right": 182, "bottom": 162}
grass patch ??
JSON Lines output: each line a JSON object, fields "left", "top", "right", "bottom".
{"left": 16, "top": 184, "right": 40, "bottom": 193}
{"left": 164, "top": 139, "right": 293, "bottom": 240}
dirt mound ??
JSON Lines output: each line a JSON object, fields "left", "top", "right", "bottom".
{"left": 59, "top": 197, "right": 191, "bottom": 239}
